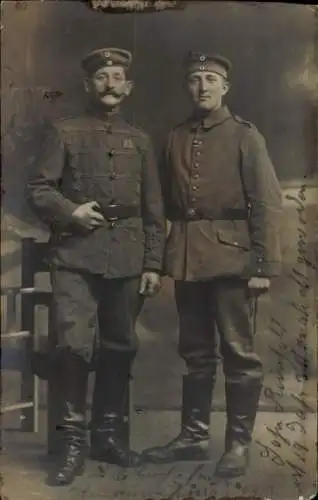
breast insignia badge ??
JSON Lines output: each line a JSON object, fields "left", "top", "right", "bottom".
{"left": 123, "top": 138, "right": 135, "bottom": 149}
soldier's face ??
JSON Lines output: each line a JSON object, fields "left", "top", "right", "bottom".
{"left": 186, "top": 71, "right": 229, "bottom": 111}
{"left": 85, "top": 66, "right": 132, "bottom": 109}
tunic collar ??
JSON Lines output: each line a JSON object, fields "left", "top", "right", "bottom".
{"left": 189, "top": 105, "right": 232, "bottom": 130}
{"left": 86, "top": 101, "right": 124, "bottom": 123}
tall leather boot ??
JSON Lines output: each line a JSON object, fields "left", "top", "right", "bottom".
{"left": 46, "top": 352, "right": 88, "bottom": 486}
{"left": 90, "top": 350, "right": 139, "bottom": 467}
{"left": 142, "top": 373, "right": 215, "bottom": 464}
{"left": 215, "top": 377, "right": 263, "bottom": 478}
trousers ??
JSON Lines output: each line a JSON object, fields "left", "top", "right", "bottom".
{"left": 50, "top": 267, "right": 144, "bottom": 363}
{"left": 175, "top": 278, "right": 263, "bottom": 381}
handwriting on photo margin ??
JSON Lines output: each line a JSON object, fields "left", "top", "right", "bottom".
{"left": 82, "top": 461, "right": 263, "bottom": 500}
{"left": 256, "top": 183, "right": 316, "bottom": 494}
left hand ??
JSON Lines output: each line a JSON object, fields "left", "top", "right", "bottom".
{"left": 139, "top": 272, "right": 161, "bottom": 297}
{"left": 248, "top": 276, "right": 271, "bottom": 296}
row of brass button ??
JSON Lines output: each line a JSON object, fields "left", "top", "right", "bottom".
{"left": 188, "top": 135, "right": 203, "bottom": 207}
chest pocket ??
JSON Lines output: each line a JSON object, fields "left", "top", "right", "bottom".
{"left": 112, "top": 137, "right": 143, "bottom": 178}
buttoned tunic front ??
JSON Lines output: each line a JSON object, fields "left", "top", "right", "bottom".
{"left": 160, "top": 106, "right": 282, "bottom": 281}
{"left": 26, "top": 106, "right": 166, "bottom": 361}
{"left": 27, "top": 107, "right": 166, "bottom": 278}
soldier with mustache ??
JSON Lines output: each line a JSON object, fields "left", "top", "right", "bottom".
{"left": 142, "top": 52, "right": 282, "bottom": 478}
{"left": 27, "top": 48, "right": 165, "bottom": 486}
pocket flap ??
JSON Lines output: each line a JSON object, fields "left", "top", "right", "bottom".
{"left": 216, "top": 229, "right": 251, "bottom": 250}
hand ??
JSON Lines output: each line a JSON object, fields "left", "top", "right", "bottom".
{"left": 248, "top": 276, "right": 271, "bottom": 296}
{"left": 71, "top": 201, "right": 105, "bottom": 230}
{"left": 139, "top": 272, "right": 161, "bottom": 297}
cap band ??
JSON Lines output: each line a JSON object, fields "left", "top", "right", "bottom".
{"left": 186, "top": 62, "right": 228, "bottom": 79}
{"left": 82, "top": 48, "right": 132, "bottom": 75}
{"left": 184, "top": 52, "right": 232, "bottom": 79}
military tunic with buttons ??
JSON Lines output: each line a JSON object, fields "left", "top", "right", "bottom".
{"left": 27, "top": 108, "right": 165, "bottom": 277}
{"left": 161, "top": 105, "right": 282, "bottom": 281}
{"left": 27, "top": 106, "right": 166, "bottom": 361}
{"left": 141, "top": 51, "right": 283, "bottom": 471}
{"left": 160, "top": 104, "right": 282, "bottom": 377}
{"left": 28, "top": 48, "right": 164, "bottom": 479}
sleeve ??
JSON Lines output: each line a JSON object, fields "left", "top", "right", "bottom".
{"left": 240, "top": 126, "right": 283, "bottom": 277}
{"left": 25, "top": 123, "right": 79, "bottom": 229}
{"left": 140, "top": 134, "right": 167, "bottom": 273}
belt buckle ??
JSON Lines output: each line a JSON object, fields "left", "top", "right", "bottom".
{"left": 107, "top": 203, "right": 120, "bottom": 222}
{"left": 187, "top": 207, "right": 196, "bottom": 220}
{"left": 107, "top": 216, "right": 118, "bottom": 229}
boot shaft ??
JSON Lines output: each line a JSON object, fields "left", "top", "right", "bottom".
{"left": 225, "top": 376, "right": 263, "bottom": 447}
{"left": 90, "top": 350, "right": 133, "bottom": 449}
{"left": 181, "top": 373, "right": 216, "bottom": 437}
{"left": 91, "top": 350, "right": 132, "bottom": 417}
{"left": 55, "top": 351, "right": 89, "bottom": 439}
{"left": 140, "top": 372, "right": 215, "bottom": 464}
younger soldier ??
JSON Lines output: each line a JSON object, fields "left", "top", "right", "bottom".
{"left": 142, "top": 51, "right": 282, "bottom": 478}
{"left": 27, "top": 48, "right": 165, "bottom": 486}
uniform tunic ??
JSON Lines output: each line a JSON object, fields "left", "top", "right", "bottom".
{"left": 26, "top": 107, "right": 166, "bottom": 361}
{"left": 160, "top": 105, "right": 282, "bottom": 378}
{"left": 161, "top": 106, "right": 282, "bottom": 281}
{"left": 27, "top": 107, "right": 166, "bottom": 278}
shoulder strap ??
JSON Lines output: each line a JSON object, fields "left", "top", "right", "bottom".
{"left": 233, "top": 114, "right": 254, "bottom": 128}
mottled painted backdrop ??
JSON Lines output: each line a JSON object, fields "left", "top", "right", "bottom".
{"left": 2, "top": 1, "right": 317, "bottom": 411}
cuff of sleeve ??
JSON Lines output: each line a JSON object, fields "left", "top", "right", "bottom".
{"left": 248, "top": 257, "right": 282, "bottom": 278}
{"left": 58, "top": 199, "right": 79, "bottom": 222}
{"left": 143, "top": 268, "right": 164, "bottom": 275}
{"left": 50, "top": 199, "right": 79, "bottom": 228}
{"left": 142, "top": 258, "right": 164, "bottom": 274}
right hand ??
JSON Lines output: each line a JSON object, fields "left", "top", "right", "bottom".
{"left": 71, "top": 201, "right": 105, "bottom": 230}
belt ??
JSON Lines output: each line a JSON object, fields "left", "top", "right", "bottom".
{"left": 55, "top": 203, "right": 141, "bottom": 237}
{"left": 96, "top": 203, "right": 141, "bottom": 221}
{"left": 169, "top": 207, "right": 248, "bottom": 221}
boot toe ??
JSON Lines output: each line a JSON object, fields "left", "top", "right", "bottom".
{"left": 142, "top": 439, "right": 210, "bottom": 464}
{"left": 215, "top": 447, "right": 249, "bottom": 478}
{"left": 46, "top": 470, "right": 73, "bottom": 487}
{"left": 129, "top": 450, "right": 143, "bottom": 467}
{"left": 215, "top": 463, "right": 246, "bottom": 478}
{"left": 46, "top": 450, "right": 86, "bottom": 486}
{"left": 46, "top": 462, "right": 85, "bottom": 487}
{"left": 141, "top": 446, "right": 172, "bottom": 464}
{"left": 90, "top": 443, "right": 141, "bottom": 468}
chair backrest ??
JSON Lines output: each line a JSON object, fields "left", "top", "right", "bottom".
{"left": 1, "top": 237, "right": 51, "bottom": 433}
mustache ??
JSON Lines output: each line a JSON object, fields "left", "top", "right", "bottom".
{"left": 99, "top": 89, "right": 124, "bottom": 98}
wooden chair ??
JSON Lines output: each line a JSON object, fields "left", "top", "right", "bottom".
{"left": 1, "top": 239, "right": 49, "bottom": 434}
{"left": 1, "top": 237, "right": 130, "bottom": 454}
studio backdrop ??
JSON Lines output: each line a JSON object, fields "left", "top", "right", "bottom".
{"left": 2, "top": 1, "right": 317, "bottom": 411}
